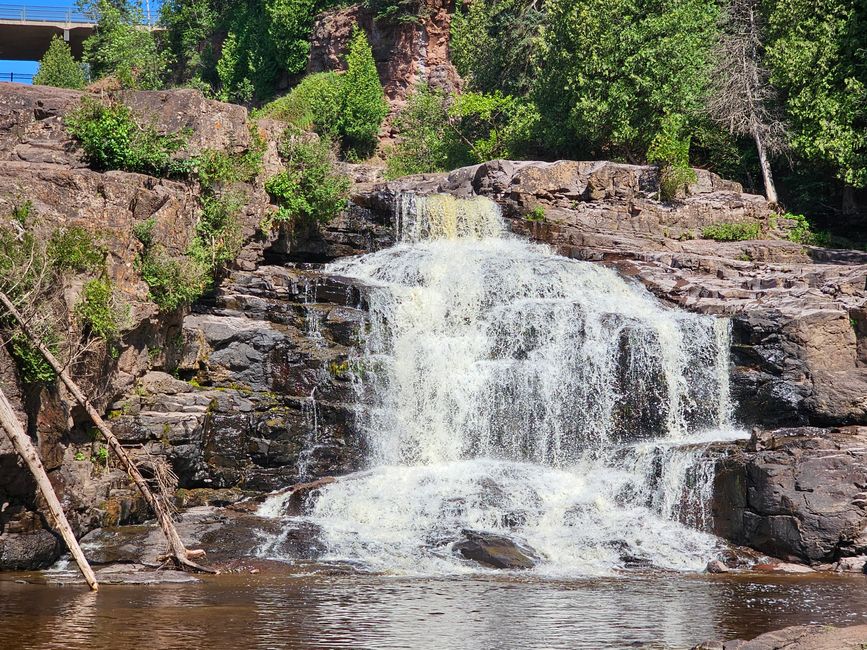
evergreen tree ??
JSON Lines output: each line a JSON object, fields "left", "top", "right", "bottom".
{"left": 339, "top": 27, "right": 389, "bottom": 155}
{"left": 33, "top": 36, "right": 86, "bottom": 89}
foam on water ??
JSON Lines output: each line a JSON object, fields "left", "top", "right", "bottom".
{"left": 260, "top": 193, "right": 747, "bottom": 575}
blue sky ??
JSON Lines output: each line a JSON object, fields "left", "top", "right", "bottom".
{"left": 0, "top": 1, "right": 163, "bottom": 82}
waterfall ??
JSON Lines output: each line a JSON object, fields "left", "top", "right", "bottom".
{"left": 261, "top": 192, "right": 746, "bottom": 576}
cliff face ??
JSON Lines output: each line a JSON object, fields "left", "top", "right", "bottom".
{"left": 308, "top": 0, "right": 462, "bottom": 138}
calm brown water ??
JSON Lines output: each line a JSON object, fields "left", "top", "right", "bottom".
{"left": 1, "top": 571, "right": 866, "bottom": 649}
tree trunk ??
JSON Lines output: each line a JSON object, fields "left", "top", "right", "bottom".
{"left": 0, "top": 387, "right": 98, "bottom": 591}
{"left": 0, "top": 290, "right": 215, "bottom": 574}
{"left": 754, "top": 130, "right": 778, "bottom": 205}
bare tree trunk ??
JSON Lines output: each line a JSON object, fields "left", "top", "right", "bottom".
{"left": 0, "top": 290, "right": 215, "bottom": 574}
{"left": 754, "top": 130, "right": 778, "bottom": 205}
{"left": 0, "top": 387, "right": 99, "bottom": 591}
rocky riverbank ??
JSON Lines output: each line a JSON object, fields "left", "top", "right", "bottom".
{"left": 1, "top": 83, "right": 866, "bottom": 572}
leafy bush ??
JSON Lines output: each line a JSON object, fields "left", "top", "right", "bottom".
{"left": 363, "top": 0, "right": 422, "bottom": 23}
{"left": 66, "top": 99, "right": 189, "bottom": 177}
{"left": 525, "top": 206, "right": 546, "bottom": 222}
{"left": 9, "top": 334, "right": 56, "bottom": 384}
{"left": 255, "top": 72, "right": 344, "bottom": 139}
{"left": 188, "top": 192, "right": 244, "bottom": 271}
{"left": 701, "top": 221, "right": 761, "bottom": 241}
{"left": 385, "top": 84, "right": 452, "bottom": 178}
{"left": 138, "top": 247, "right": 210, "bottom": 312}
{"left": 81, "top": 0, "right": 167, "bottom": 89}
{"left": 647, "top": 113, "right": 698, "bottom": 201}
{"left": 194, "top": 133, "right": 265, "bottom": 190}
{"left": 264, "top": 133, "right": 349, "bottom": 227}
{"left": 75, "top": 277, "right": 126, "bottom": 341}
{"left": 784, "top": 212, "right": 830, "bottom": 246}
{"left": 340, "top": 28, "right": 389, "bottom": 156}
{"left": 48, "top": 226, "right": 105, "bottom": 272}
{"left": 33, "top": 36, "right": 87, "bottom": 89}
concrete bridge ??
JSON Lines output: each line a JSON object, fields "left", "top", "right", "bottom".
{"left": 0, "top": 4, "right": 95, "bottom": 60}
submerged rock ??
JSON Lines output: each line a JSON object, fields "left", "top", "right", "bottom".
{"left": 693, "top": 624, "right": 867, "bottom": 649}
{"left": 453, "top": 530, "right": 539, "bottom": 570}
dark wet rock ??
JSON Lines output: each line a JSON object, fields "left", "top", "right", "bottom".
{"left": 453, "top": 529, "right": 539, "bottom": 569}
{"left": 713, "top": 427, "right": 867, "bottom": 564}
{"left": 692, "top": 624, "right": 867, "bottom": 650}
{"left": 0, "top": 530, "right": 61, "bottom": 570}
{"left": 272, "top": 477, "right": 337, "bottom": 517}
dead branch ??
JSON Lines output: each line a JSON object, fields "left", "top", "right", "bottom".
{"left": 0, "top": 386, "right": 99, "bottom": 591}
{"left": 0, "top": 289, "right": 217, "bottom": 574}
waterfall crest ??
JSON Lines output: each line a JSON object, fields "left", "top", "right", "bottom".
{"left": 262, "top": 193, "right": 746, "bottom": 576}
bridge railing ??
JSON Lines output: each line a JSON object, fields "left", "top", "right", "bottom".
{"left": 0, "top": 4, "right": 93, "bottom": 24}
{"left": 0, "top": 72, "right": 35, "bottom": 83}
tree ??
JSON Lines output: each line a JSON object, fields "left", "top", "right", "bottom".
{"left": 81, "top": 0, "right": 166, "bottom": 89}
{"left": 764, "top": 0, "right": 867, "bottom": 191}
{"left": 533, "top": 0, "right": 718, "bottom": 160}
{"left": 339, "top": 27, "right": 389, "bottom": 156}
{"left": 707, "top": 0, "right": 787, "bottom": 204}
{"left": 33, "top": 36, "right": 87, "bottom": 89}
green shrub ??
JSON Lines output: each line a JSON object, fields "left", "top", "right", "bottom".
{"left": 75, "top": 277, "right": 126, "bottom": 341}
{"left": 340, "top": 28, "right": 389, "bottom": 156}
{"left": 784, "top": 212, "right": 830, "bottom": 246}
{"left": 264, "top": 133, "right": 349, "bottom": 227}
{"left": 194, "top": 142, "right": 263, "bottom": 190}
{"left": 647, "top": 113, "right": 697, "bottom": 202}
{"left": 701, "top": 222, "right": 761, "bottom": 242}
{"left": 188, "top": 192, "right": 244, "bottom": 271}
{"left": 256, "top": 72, "right": 344, "bottom": 139}
{"left": 526, "top": 206, "right": 546, "bottom": 222}
{"left": 33, "top": 36, "right": 86, "bottom": 89}
{"left": 11, "top": 201, "right": 32, "bottom": 225}
{"left": 363, "top": 0, "right": 422, "bottom": 23}
{"left": 66, "top": 99, "right": 189, "bottom": 177}
{"left": 9, "top": 333, "right": 56, "bottom": 384}
{"left": 138, "top": 247, "right": 210, "bottom": 312}
{"left": 385, "top": 84, "right": 452, "bottom": 178}
{"left": 48, "top": 226, "right": 105, "bottom": 272}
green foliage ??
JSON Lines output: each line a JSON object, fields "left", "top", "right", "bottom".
{"left": 75, "top": 277, "right": 126, "bottom": 341}
{"left": 701, "top": 221, "right": 761, "bottom": 242}
{"left": 451, "top": 0, "right": 543, "bottom": 96}
{"left": 194, "top": 138, "right": 264, "bottom": 190}
{"left": 363, "top": 0, "right": 422, "bottom": 23}
{"left": 11, "top": 201, "right": 32, "bottom": 225}
{"left": 784, "top": 212, "right": 830, "bottom": 246}
{"left": 647, "top": 113, "right": 697, "bottom": 201}
{"left": 256, "top": 72, "right": 344, "bottom": 139}
{"left": 525, "top": 206, "right": 546, "bottom": 222}
{"left": 534, "top": 0, "right": 717, "bottom": 158}
{"left": 161, "top": 0, "right": 343, "bottom": 101}
{"left": 48, "top": 226, "right": 105, "bottom": 272}
{"left": 188, "top": 192, "right": 244, "bottom": 271}
{"left": 386, "top": 85, "right": 538, "bottom": 178}
{"left": 765, "top": 0, "right": 867, "bottom": 188}
{"left": 339, "top": 28, "right": 389, "bottom": 156}
{"left": 33, "top": 36, "right": 87, "bottom": 89}
{"left": 81, "top": 0, "right": 166, "bottom": 89}
{"left": 264, "top": 133, "right": 350, "bottom": 227}
{"left": 385, "top": 85, "right": 452, "bottom": 178}
{"left": 66, "top": 99, "right": 189, "bottom": 176}
{"left": 9, "top": 334, "right": 56, "bottom": 384}
{"left": 137, "top": 246, "right": 210, "bottom": 311}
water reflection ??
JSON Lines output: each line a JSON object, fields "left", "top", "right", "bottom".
{"left": 1, "top": 573, "right": 866, "bottom": 649}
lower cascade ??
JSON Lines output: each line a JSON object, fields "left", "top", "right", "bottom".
{"left": 261, "top": 193, "right": 747, "bottom": 576}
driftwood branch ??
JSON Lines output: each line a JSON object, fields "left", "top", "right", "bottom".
{"left": 0, "top": 386, "right": 99, "bottom": 590}
{"left": 0, "top": 289, "right": 216, "bottom": 574}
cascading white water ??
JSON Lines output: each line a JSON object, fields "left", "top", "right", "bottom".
{"left": 261, "top": 193, "right": 746, "bottom": 576}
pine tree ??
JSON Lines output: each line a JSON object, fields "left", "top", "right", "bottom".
{"left": 33, "top": 36, "right": 87, "bottom": 89}
{"left": 339, "top": 26, "right": 389, "bottom": 156}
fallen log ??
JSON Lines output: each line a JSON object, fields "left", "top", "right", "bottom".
{"left": 0, "top": 386, "right": 99, "bottom": 591}
{"left": 0, "top": 290, "right": 216, "bottom": 574}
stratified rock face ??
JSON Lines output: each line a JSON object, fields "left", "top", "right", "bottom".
{"left": 109, "top": 265, "right": 368, "bottom": 493}
{"left": 308, "top": 0, "right": 462, "bottom": 136}
{"left": 357, "top": 159, "right": 867, "bottom": 428}
{"left": 714, "top": 428, "right": 867, "bottom": 563}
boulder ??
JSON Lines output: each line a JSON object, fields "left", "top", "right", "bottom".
{"left": 0, "top": 530, "right": 62, "bottom": 570}
{"left": 713, "top": 427, "right": 867, "bottom": 563}
{"left": 453, "top": 529, "right": 539, "bottom": 569}
{"left": 692, "top": 624, "right": 867, "bottom": 650}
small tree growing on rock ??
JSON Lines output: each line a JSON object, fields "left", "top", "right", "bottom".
{"left": 33, "top": 36, "right": 87, "bottom": 89}
{"left": 707, "top": 0, "right": 787, "bottom": 204}
{"left": 339, "top": 26, "right": 389, "bottom": 157}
